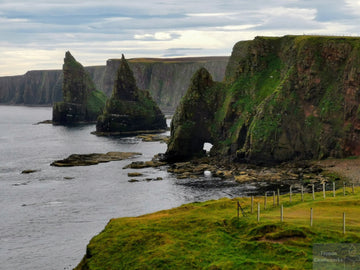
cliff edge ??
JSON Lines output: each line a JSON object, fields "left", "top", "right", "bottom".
{"left": 166, "top": 35, "right": 360, "bottom": 164}
{"left": 0, "top": 57, "right": 228, "bottom": 111}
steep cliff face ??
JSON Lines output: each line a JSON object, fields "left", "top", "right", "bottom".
{"left": 166, "top": 68, "right": 221, "bottom": 161}
{"left": 166, "top": 35, "right": 360, "bottom": 163}
{"left": 96, "top": 55, "right": 166, "bottom": 134}
{"left": 0, "top": 71, "right": 63, "bottom": 104}
{"left": 104, "top": 57, "right": 229, "bottom": 111}
{"left": 0, "top": 57, "right": 228, "bottom": 111}
{"left": 52, "top": 52, "right": 107, "bottom": 124}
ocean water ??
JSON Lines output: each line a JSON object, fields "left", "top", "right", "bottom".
{"left": 0, "top": 106, "right": 259, "bottom": 270}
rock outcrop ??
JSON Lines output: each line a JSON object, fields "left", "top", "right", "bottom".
{"left": 96, "top": 55, "right": 167, "bottom": 134}
{"left": 166, "top": 35, "right": 360, "bottom": 164}
{"left": 52, "top": 52, "right": 107, "bottom": 124}
{"left": 0, "top": 57, "right": 228, "bottom": 111}
{"left": 103, "top": 57, "right": 229, "bottom": 111}
{"left": 166, "top": 68, "right": 221, "bottom": 161}
{"left": 51, "top": 152, "right": 141, "bottom": 167}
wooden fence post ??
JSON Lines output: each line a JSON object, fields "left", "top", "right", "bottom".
{"left": 257, "top": 203, "right": 260, "bottom": 222}
{"left": 301, "top": 185, "right": 304, "bottom": 202}
{"left": 280, "top": 204, "right": 284, "bottom": 222}
{"left": 273, "top": 191, "right": 276, "bottom": 207}
{"left": 343, "top": 212, "right": 346, "bottom": 234}
{"left": 312, "top": 184, "right": 315, "bottom": 200}
{"left": 310, "top": 208, "right": 313, "bottom": 227}
{"left": 289, "top": 185, "right": 292, "bottom": 203}
{"left": 277, "top": 189, "right": 280, "bottom": 206}
{"left": 323, "top": 182, "right": 326, "bottom": 199}
{"left": 264, "top": 192, "right": 267, "bottom": 210}
{"left": 333, "top": 182, "right": 336, "bottom": 197}
{"left": 251, "top": 196, "right": 254, "bottom": 214}
{"left": 237, "top": 201, "right": 240, "bottom": 221}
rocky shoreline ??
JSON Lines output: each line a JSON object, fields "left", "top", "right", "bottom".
{"left": 123, "top": 154, "right": 345, "bottom": 192}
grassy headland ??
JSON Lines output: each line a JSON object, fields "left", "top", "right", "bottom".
{"left": 76, "top": 187, "right": 360, "bottom": 269}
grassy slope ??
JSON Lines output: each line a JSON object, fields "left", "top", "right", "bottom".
{"left": 76, "top": 188, "right": 360, "bottom": 270}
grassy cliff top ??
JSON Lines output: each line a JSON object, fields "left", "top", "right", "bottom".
{"left": 109, "top": 56, "right": 229, "bottom": 64}
{"left": 76, "top": 186, "right": 360, "bottom": 269}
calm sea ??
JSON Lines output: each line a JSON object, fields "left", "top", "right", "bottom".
{"left": 0, "top": 106, "right": 259, "bottom": 270}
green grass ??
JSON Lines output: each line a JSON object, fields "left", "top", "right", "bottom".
{"left": 76, "top": 188, "right": 360, "bottom": 270}
{"left": 87, "top": 90, "right": 107, "bottom": 112}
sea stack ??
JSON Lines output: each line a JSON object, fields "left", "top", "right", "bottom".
{"left": 52, "top": 51, "right": 107, "bottom": 124}
{"left": 96, "top": 55, "right": 166, "bottom": 134}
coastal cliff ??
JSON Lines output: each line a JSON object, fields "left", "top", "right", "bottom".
{"left": 0, "top": 57, "right": 228, "bottom": 111}
{"left": 166, "top": 35, "right": 360, "bottom": 163}
{"left": 96, "top": 55, "right": 166, "bottom": 134}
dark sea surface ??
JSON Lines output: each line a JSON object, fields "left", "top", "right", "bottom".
{"left": 0, "top": 106, "right": 261, "bottom": 270}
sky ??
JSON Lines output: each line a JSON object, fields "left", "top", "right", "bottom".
{"left": 1, "top": 0, "right": 360, "bottom": 76}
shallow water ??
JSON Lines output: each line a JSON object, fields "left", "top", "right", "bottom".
{"left": 0, "top": 106, "right": 276, "bottom": 270}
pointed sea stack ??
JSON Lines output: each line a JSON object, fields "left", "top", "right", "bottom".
{"left": 52, "top": 51, "right": 107, "bottom": 124}
{"left": 96, "top": 55, "right": 166, "bottom": 134}
{"left": 165, "top": 68, "right": 218, "bottom": 161}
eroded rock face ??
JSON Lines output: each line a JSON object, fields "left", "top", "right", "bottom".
{"left": 96, "top": 55, "right": 167, "bottom": 134}
{"left": 166, "top": 68, "right": 220, "bottom": 161}
{"left": 166, "top": 35, "right": 360, "bottom": 164}
{"left": 52, "top": 52, "right": 107, "bottom": 124}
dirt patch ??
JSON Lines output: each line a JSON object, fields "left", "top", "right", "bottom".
{"left": 315, "top": 158, "right": 360, "bottom": 184}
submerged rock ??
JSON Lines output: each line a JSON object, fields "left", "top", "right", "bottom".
{"left": 52, "top": 51, "right": 107, "bottom": 124}
{"left": 51, "top": 152, "right": 141, "bottom": 167}
{"left": 96, "top": 55, "right": 167, "bottom": 135}
{"left": 21, "top": 169, "right": 39, "bottom": 174}
{"left": 165, "top": 35, "right": 360, "bottom": 164}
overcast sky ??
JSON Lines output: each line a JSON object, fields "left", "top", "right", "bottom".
{"left": 1, "top": 0, "right": 360, "bottom": 76}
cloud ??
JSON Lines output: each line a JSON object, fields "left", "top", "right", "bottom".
{"left": 134, "top": 32, "right": 181, "bottom": 41}
{"left": 0, "top": 0, "right": 360, "bottom": 75}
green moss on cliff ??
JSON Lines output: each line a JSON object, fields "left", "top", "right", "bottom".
{"left": 76, "top": 190, "right": 360, "bottom": 270}
{"left": 166, "top": 35, "right": 360, "bottom": 163}
{"left": 86, "top": 90, "right": 107, "bottom": 120}
{"left": 53, "top": 52, "right": 106, "bottom": 124}
{"left": 96, "top": 55, "right": 166, "bottom": 134}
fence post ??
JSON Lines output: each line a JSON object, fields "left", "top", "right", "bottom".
{"left": 237, "top": 201, "right": 240, "bottom": 221}
{"left": 251, "top": 196, "right": 254, "bottom": 214}
{"left": 264, "top": 192, "right": 267, "bottom": 210}
{"left": 301, "top": 185, "right": 304, "bottom": 202}
{"left": 343, "top": 212, "right": 346, "bottom": 234}
{"left": 280, "top": 204, "right": 284, "bottom": 222}
{"left": 333, "top": 182, "right": 336, "bottom": 197}
{"left": 277, "top": 189, "right": 280, "bottom": 206}
{"left": 289, "top": 185, "right": 292, "bottom": 203}
{"left": 312, "top": 184, "right": 315, "bottom": 200}
{"left": 257, "top": 203, "right": 260, "bottom": 222}
{"left": 273, "top": 191, "right": 276, "bottom": 207}
{"left": 323, "top": 182, "right": 326, "bottom": 199}
{"left": 310, "top": 208, "right": 313, "bottom": 227}
{"left": 352, "top": 183, "right": 355, "bottom": 194}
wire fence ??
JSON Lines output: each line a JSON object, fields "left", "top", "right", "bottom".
{"left": 237, "top": 181, "right": 358, "bottom": 234}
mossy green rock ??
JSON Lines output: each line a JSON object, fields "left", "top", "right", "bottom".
{"left": 96, "top": 55, "right": 166, "bottom": 134}
{"left": 166, "top": 68, "right": 222, "bottom": 161}
{"left": 166, "top": 35, "right": 360, "bottom": 163}
{"left": 52, "top": 51, "right": 106, "bottom": 124}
